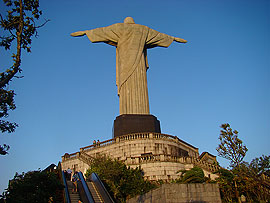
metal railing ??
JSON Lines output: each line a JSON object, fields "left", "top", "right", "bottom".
{"left": 78, "top": 172, "right": 95, "bottom": 203}
{"left": 90, "top": 172, "right": 115, "bottom": 203}
{"left": 61, "top": 170, "right": 71, "bottom": 203}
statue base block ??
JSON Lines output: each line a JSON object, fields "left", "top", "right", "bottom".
{"left": 113, "top": 114, "right": 161, "bottom": 138}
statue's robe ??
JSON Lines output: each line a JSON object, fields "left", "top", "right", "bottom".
{"left": 85, "top": 23, "right": 174, "bottom": 115}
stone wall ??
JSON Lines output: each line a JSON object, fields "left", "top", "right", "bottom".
{"left": 127, "top": 183, "right": 222, "bottom": 203}
{"left": 61, "top": 133, "right": 219, "bottom": 181}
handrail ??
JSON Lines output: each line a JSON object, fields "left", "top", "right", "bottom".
{"left": 61, "top": 170, "right": 71, "bottom": 203}
{"left": 78, "top": 151, "right": 94, "bottom": 166}
{"left": 67, "top": 152, "right": 219, "bottom": 174}
{"left": 65, "top": 132, "right": 198, "bottom": 157}
{"left": 78, "top": 172, "right": 95, "bottom": 203}
{"left": 62, "top": 132, "right": 219, "bottom": 172}
{"left": 90, "top": 172, "right": 115, "bottom": 203}
{"left": 81, "top": 138, "right": 115, "bottom": 151}
{"left": 127, "top": 154, "right": 220, "bottom": 173}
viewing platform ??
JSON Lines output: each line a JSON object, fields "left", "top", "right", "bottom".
{"left": 62, "top": 132, "right": 219, "bottom": 181}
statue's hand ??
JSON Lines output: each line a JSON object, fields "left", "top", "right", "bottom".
{"left": 70, "top": 31, "right": 86, "bottom": 37}
{"left": 174, "top": 37, "right": 187, "bottom": 43}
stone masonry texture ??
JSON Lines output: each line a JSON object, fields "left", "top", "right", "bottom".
{"left": 127, "top": 183, "right": 222, "bottom": 203}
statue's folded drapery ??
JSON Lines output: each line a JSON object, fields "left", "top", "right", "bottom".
{"left": 84, "top": 20, "right": 174, "bottom": 115}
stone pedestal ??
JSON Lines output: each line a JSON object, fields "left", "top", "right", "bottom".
{"left": 113, "top": 114, "right": 161, "bottom": 138}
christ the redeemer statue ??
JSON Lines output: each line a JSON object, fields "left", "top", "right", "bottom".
{"left": 71, "top": 17, "right": 187, "bottom": 115}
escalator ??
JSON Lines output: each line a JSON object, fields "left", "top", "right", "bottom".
{"left": 87, "top": 181, "right": 104, "bottom": 203}
{"left": 88, "top": 172, "right": 114, "bottom": 203}
{"left": 66, "top": 180, "right": 80, "bottom": 203}
{"left": 62, "top": 171, "right": 114, "bottom": 203}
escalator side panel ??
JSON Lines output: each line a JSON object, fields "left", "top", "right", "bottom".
{"left": 87, "top": 181, "right": 104, "bottom": 203}
{"left": 90, "top": 173, "right": 115, "bottom": 203}
{"left": 61, "top": 170, "right": 71, "bottom": 203}
{"left": 78, "top": 172, "right": 95, "bottom": 203}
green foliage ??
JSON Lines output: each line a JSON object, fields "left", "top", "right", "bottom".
{"left": 0, "top": 169, "right": 64, "bottom": 203}
{"left": 234, "top": 156, "right": 270, "bottom": 202}
{"left": 216, "top": 123, "right": 248, "bottom": 168}
{"left": 85, "top": 155, "right": 157, "bottom": 202}
{"left": 0, "top": 0, "right": 48, "bottom": 155}
{"left": 214, "top": 168, "right": 236, "bottom": 202}
{"left": 215, "top": 155, "right": 270, "bottom": 202}
{"left": 0, "top": 143, "right": 10, "bottom": 155}
{"left": 216, "top": 123, "right": 248, "bottom": 202}
{"left": 0, "top": 88, "right": 17, "bottom": 155}
{"left": 249, "top": 155, "right": 270, "bottom": 176}
{"left": 157, "top": 179, "right": 164, "bottom": 185}
{"left": 176, "top": 166, "right": 207, "bottom": 183}
{"left": 0, "top": 0, "right": 43, "bottom": 52}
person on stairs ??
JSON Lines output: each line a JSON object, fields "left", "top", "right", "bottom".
{"left": 72, "top": 171, "right": 79, "bottom": 193}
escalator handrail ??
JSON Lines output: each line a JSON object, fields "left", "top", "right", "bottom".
{"left": 78, "top": 171, "right": 95, "bottom": 203}
{"left": 61, "top": 170, "right": 71, "bottom": 203}
{"left": 90, "top": 172, "right": 115, "bottom": 203}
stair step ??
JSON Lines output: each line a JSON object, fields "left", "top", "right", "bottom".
{"left": 87, "top": 181, "right": 104, "bottom": 203}
{"left": 66, "top": 180, "right": 80, "bottom": 203}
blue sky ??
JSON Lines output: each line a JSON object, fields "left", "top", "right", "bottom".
{"left": 0, "top": 0, "right": 269, "bottom": 193}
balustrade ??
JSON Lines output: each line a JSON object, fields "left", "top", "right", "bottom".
{"left": 135, "top": 154, "right": 220, "bottom": 173}
{"left": 62, "top": 152, "right": 77, "bottom": 161}
{"left": 62, "top": 132, "right": 219, "bottom": 173}
{"left": 68, "top": 132, "right": 188, "bottom": 158}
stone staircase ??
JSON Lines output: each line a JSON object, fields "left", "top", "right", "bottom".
{"left": 87, "top": 181, "right": 104, "bottom": 203}
{"left": 67, "top": 180, "right": 80, "bottom": 203}
{"left": 78, "top": 151, "right": 94, "bottom": 166}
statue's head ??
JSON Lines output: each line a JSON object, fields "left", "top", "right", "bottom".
{"left": 124, "top": 17, "right": 135, "bottom": 24}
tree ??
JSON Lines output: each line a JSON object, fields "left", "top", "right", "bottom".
{"left": 215, "top": 156, "right": 270, "bottom": 203}
{"left": 216, "top": 123, "right": 248, "bottom": 203}
{"left": 176, "top": 166, "right": 207, "bottom": 183}
{"left": 0, "top": 170, "right": 64, "bottom": 203}
{"left": 249, "top": 154, "right": 270, "bottom": 177}
{"left": 0, "top": 0, "right": 49, "bottom": 155}
{"left": 85, "top": 155, "right": 156, "bottom": 202}
{"left": 216, "top": 123, "right": 248, "bottom": 168}
{"left": 236, "top": 156, "right": 270, "bottom": 202}
{"left": 216, "top": 124, "right": 270, "bottom": 202}
{"left": 214, "top": 168, "right": 235, "bottom": 202}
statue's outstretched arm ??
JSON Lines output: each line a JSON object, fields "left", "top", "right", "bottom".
{"left": 70, "top": 31, "right": 87, "bottom": 37}
{"left": 173, "top": 37, "right": 187, "bottom": 43}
